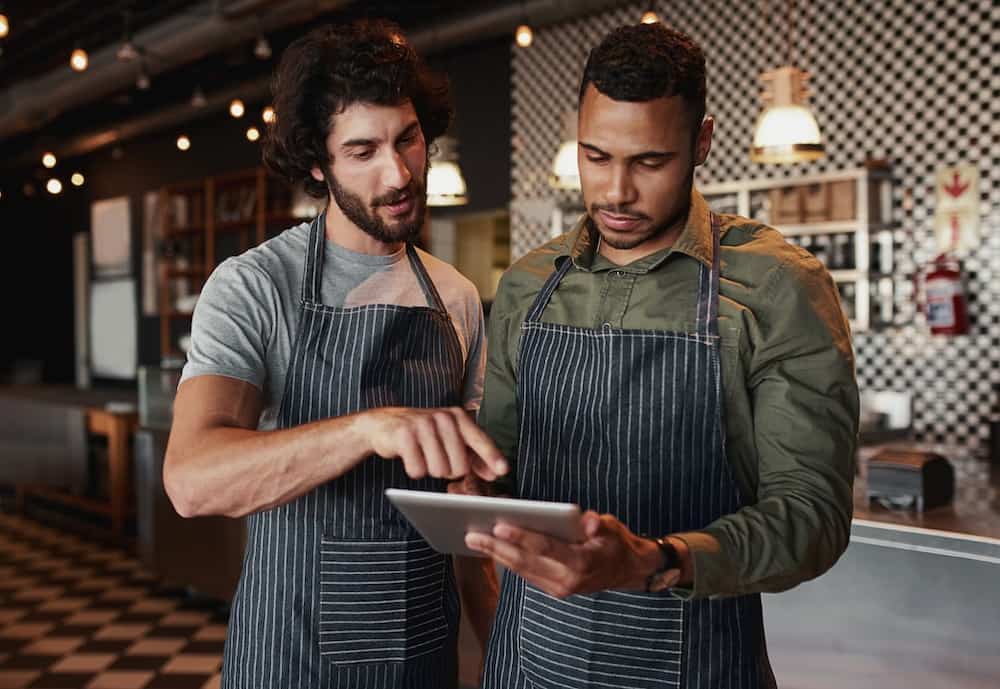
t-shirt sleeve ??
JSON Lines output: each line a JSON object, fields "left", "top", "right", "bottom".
{"left": 179, "top": 258, "right": 278, "bottom": 390}
{"left": 461, "top": 291, "right": 487, "bottom": 413}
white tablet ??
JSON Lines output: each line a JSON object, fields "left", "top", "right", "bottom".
{"left": 385, "top": 488, "right": 584, "bottom": 558}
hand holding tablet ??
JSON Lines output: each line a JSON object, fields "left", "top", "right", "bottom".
{"left": 385, "top": 488, "right": 584, "bottom": 558}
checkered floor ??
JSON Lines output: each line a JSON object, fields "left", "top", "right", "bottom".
{"left": 0, "top": 513, "right": 226, "bottom": 689}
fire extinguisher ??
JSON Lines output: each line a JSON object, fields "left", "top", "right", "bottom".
{"left": 919, "top": 253, "right": 969, "bottom": 335}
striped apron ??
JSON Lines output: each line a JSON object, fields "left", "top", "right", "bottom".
{"left": 483, "top": 214, "right": 776, "bottom": 689}
{"left": 222, "top": 215, "right": 464, "bottom": 689}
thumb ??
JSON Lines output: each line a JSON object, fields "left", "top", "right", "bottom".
{"left": 581, "top": 511, "right": 603, "bottom": 538}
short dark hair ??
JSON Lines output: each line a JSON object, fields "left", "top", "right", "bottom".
{"left": 579, "top": 23, "right": 706, "bottom": 132}
{"left": 264, "top": 19, "right": 452, "bottom": 199}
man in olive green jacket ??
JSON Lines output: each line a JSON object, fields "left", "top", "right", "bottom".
{"left": 464, "top": 22, "right": 858, "bottom": 689}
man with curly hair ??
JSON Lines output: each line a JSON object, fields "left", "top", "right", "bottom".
{"left": 163, "top": 19, "right": 506, "bottom": 689}
{"left": 463, "top": 22, "right": 858, "bottom": 689}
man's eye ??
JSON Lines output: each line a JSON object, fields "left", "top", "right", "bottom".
{"left": 353, "top": 149, "right": 374, "bottom": 160}
{"left": 585, "top": 156, "right": 608, "bottom": 164}
{"left": 639, "top": 159, "right": 665, "bottom": 169}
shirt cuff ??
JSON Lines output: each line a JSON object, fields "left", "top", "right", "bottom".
{"left": 669, "top": 530, "right": 739, "bottom": 600}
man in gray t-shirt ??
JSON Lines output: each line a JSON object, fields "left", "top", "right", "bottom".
{"left": 164, "top": 19, "right": 506, "bottom": 689}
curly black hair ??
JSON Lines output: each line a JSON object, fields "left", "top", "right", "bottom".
{"left": 579, "top": 23, "right": 706, "bottom": 134}
{"left": 264, "top": 19, "right": 452, "bottom": 199}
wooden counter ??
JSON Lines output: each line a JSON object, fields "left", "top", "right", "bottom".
{"left": 853, "top": 443, "right": 1000, "bottom": 541}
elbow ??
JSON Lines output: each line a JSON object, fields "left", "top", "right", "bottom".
{"left": 162, "top": 449, "right": 203, "bottom": 518}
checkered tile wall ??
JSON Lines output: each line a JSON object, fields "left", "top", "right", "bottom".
{"left": 510, "top": 0, "right": 999, "bottom": 449}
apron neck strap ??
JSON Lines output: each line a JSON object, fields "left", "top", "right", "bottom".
{"left": 524, "top": 212, "right": 723, "bottom": 335}
{"left": 301, "top": 213, "right": 448, "bottom": 312}
{"left": 404, "top": 243, "right": 448, "bottom": 313}
{"left": 302, "top": 213, "right": 326, "bottom": 305}
{"left": 694, "top": 212, "right": 722, "bottom": 338}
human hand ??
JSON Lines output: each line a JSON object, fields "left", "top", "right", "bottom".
{"left": 363, "top": 407, "right": 508, "bottom": 482}
{"left": 464, "top": 510, "right": 671, "bottom": 597}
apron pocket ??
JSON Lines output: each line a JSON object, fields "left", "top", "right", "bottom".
{"left": 519, "top": 584, "right": 683, "bottom": 689}
{"left": 318, "top": 537, "right": 449, "bottom": 665}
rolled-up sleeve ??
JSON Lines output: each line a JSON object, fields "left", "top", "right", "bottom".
{"left": 679, "top": 254, "right": 859, "bottom": 599}
{"left": 477, "top": 273, "right": 523, "bottom": 483}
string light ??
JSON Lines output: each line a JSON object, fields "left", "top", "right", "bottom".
{"left": 262, "top": 106, "right": 276, "bottom": 124}
{"left": 641, "top": 10, "right": 659, "bottom": 24}
{"left": 515, "top": 24, "right": 533, "bottom": 48}
{"left": 176, "top": 135, "right": 191, "bottom": 151}
{"left": 70, "top": 47, "right": 89, "bottom": 71}
{"left": 246, "top": 126, "right": 260, "bottom": 142}
{"left": 0, "top": 14, "right": 9, "bottom": 39}
{"left": 42, "top": 152, "right": 57, "bottom": 168}
{"left": 46, "top": 178, "right": 63, "bottom": 195}
{"left": 71, "top": 173, "right": 85, "bottom": 187}
{"left": 229, "top": 99, "right": 245, "bottom": 118}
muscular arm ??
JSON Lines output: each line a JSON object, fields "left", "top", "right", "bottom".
{"left": 163, "top": 375, "right": 507, "bottom": 519}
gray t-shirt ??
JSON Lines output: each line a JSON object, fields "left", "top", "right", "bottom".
{"left": 180, "top": 221, "right": 486, "bottom": 431}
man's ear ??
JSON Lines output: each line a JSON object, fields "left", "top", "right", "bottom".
{"left": 694, "top": 116, "right": 714, "bottom": 167}
{"left": 310, "top": 165, "right": 324, "bottom": 183}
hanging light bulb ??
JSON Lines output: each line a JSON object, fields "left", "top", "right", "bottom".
{"left": 42, "top": 152, "right": 57, "bottom": 169}
{"left": 47, "top": 178, "right": 63, "bottom": 195}
{"left": 190, "top": 85, "right": 207, "bottom": 108}
{"left": 641, "top": 10, "right": 659, "bottom": 24}
{"left": 549, "top": 110, "right": 581, "bottom": 191}
{"left": 262, "top": 105, "right": 276, "bottom": 124}
{"left": 176, "top": 135, "right": 191, "bottom": 151}
{"left": 515, "top": 24, "right": 533, "bottom": 48}
{"left": 229, "top": 99, "right": 245, "bottom": 118}
{"left": 71, "top": 172, "right": 85, "bottom": 187}
{"left": 116, "top": 9, "right": 139, "bottom": 61}
{"left": 750, "top": 0, "right": 824, "bottom": 163}
{"left": 0, "top": 13, "right": 9, "bottom": 39}
{"left": 136, "top": 61, "right": 151, "bottom": 90}
{"left": 246, "top": 126, "right": 260, "bottom": 142}
{"left": 427, "top": 137, "right": 469, "bottom": 206}
{"left": 70, "top": 47, "right": 89, "bottom": 72}
{"left": 254, "top": 35, "right": 272, "bottom": 60}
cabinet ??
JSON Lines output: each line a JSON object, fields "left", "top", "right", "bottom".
{"left": 701, "top": 163, "right": 894, "bottom": 332}
{"left": 157, "top": 167, "right": 305, "bottom": 357}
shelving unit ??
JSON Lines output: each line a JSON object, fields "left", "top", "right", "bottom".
{"left": 701, "top": 163, "right": 894, "bottom": 332}
{"left": 156, "top": 167, "right": 303, "bottom": 357}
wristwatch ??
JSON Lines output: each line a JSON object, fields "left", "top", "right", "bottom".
{"left": 645, "top": 536, "right": 681, "bottom": 593}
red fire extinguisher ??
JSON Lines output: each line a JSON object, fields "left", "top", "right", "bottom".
{"left": 920, "top": 253, "right": 969, "bottom": 335}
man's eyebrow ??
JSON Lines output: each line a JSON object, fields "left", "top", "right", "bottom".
{"left": 580, "top": 142, "right": 676, "bottom": 160}
{"left": 340, "top": 122, "right": 420, "bottom": 150}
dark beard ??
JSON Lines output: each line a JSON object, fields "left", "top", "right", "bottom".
{"left": 587, "top": 170, "right": 695, "bottom": 251}
{"left": 326, "top": 169, "right": 427, "bottom": 245}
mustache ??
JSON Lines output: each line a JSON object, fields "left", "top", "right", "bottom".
{"left": 372, "top": 181, "right": 422, "bottom": 208}
{"left": 590, "top": 203, "right": 650, "bottom": 220}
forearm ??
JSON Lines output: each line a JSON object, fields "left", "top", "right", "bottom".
{"left": 674, "top": 486, "right": 853, "bottom": 599}
{"left": 164, "top": 411, "right": 374, "bottom": 519}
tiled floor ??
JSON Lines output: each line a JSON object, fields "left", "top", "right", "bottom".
{"left": 0, "top": 513, "right": 225, "bottom": 689}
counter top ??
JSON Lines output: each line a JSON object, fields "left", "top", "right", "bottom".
{"left": 853, "top": 444, "right": 1000, "bottom": 542}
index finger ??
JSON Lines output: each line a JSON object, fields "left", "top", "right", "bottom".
{"left": 450, "top": 408, "right": 509, "bottom": 477}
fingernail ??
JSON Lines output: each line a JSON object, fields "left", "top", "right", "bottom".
{"left": 495, "top": 460, "right": 509, "bottom": 475}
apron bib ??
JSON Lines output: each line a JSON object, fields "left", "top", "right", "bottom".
{"left": 483, "top": 214, "right": 776, "bottom": 689}
{"left": 222, "top": 216, "right": 464, "bottom": 689}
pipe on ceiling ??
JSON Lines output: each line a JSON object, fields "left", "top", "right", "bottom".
{"left": 4, "top": 0, "right": 625, "bottom": 166}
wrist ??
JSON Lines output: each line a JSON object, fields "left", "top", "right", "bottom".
{"left": 666, "top": 536, "right": 693, "bottom": 587}
{"left": 632, "top": 537, "right": 665, "bottom": 589}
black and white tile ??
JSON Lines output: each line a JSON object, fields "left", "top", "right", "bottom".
{"left": 509, "top": 0, "right": 1000, "bottom": 449}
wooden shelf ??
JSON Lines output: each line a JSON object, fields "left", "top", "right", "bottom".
{"left": 164, "top": 225, "right": 206, "bottom": 237}
{"left": 164, "top": 267, "right": 204, "bottom": 278}
{"left": 215, "top": 218, "right": 256, "bottom": 233}
{"left": 158, "top": 166, "right": 292, "bottom": 356}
